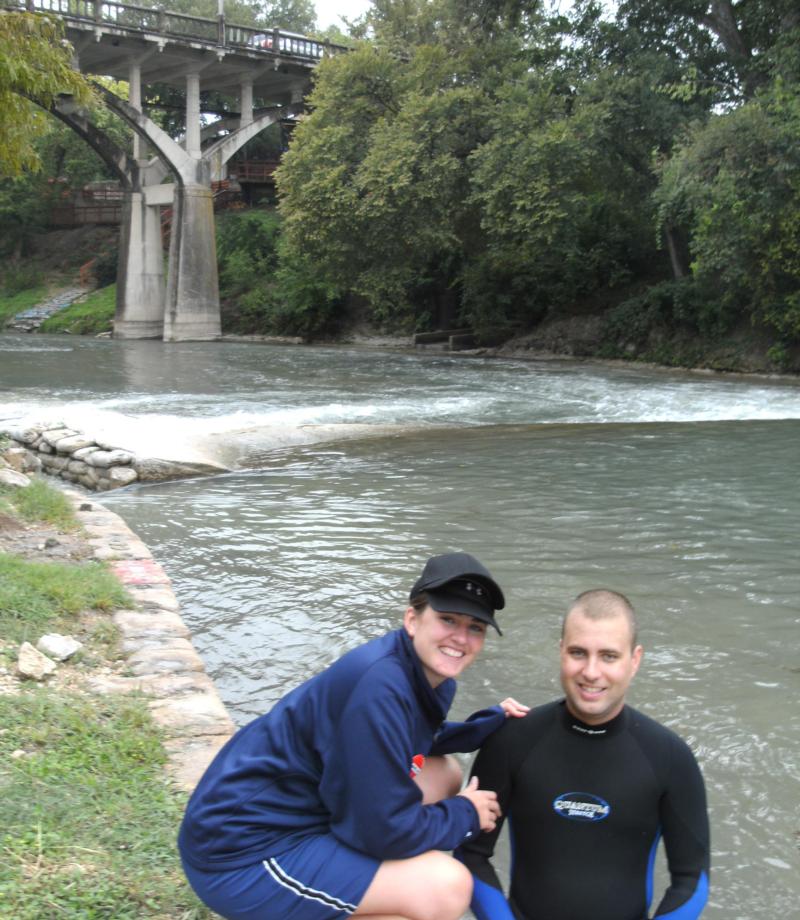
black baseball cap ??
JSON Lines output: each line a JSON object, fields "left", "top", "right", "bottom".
{"left": 409, "top": 552, "right": 505, "bottom": 634}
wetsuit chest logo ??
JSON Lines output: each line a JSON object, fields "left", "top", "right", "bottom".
{"left": 552, "top": 792, "right": 611, "bottom": 822}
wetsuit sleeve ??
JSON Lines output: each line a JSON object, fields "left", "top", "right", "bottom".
{"left": 431, "top": 706, "right": 506, "bottom": 754}
{"left": 456, "top": 723, "right": 518, "bottom": 920}
{"left": 320, "top": 667, "right": 480, "bottom": 860}
{"left": 652, "top": 738, "right": 711, "bottom": 918}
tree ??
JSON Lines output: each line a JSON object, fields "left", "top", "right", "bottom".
{"left": 654, "top": 76, "right": 800, "bottom": 342}
{"left": 0, "top": 11, "right": 95, "bottom": 177}
{"left": 612, "top": 0, "right": 800, "bottom": 101}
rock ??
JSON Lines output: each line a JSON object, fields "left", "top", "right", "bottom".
{"left": 17, "top": 642, "right": 57, "bottom": 680}
{"left": 72, "top": 447, "right": 99, "bottom": 460}
{"left": 0, "top": 469, "right": 31, "bottom": 488}
{"left": 107, "top": 466, "right": 138, "bottom": 486}
{"left": 40, "top": 428, "right": 77, "bottom": 447}
{"left": 84, "top": 449, "right": 135, "bottom": 469}
{"left": 67, "top": 459, "right": 90, "bottom": 476}
{"left": 36, "top": 633, "right": 83, "bottom": 661}
{"left": 133, "top": 456, "right": 229, "bottom": 481}
{"left": 3, "top": 426, "right": 42, "bottom": 445}
{"left": 22, "top": 450, "right": 42, "bottom": 473}
{"left": 56, "top": 435, "right": 96, "bottom": 454}
{"left": 41, "top": 454, "right": 69, "bottom": 471}
{"left": 0, "top": 447, "right": 28, "bottom": 472}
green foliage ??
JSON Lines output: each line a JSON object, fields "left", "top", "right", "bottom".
{"left": 601, "top": 278, "right": 710, "bottom": 349}
{"left": 0, "top": 690, "right": 211, "bottom": 919}
{"left": 217, "top": 210, "right": 342, "bottom": 338}
{"left": 0, "top": 12, "right": 96, "bottom": 177}
{"left": 0, "top": 264, "right": 41, "bottom": 297}
{"left": 39, "top": 284, "right": 116, "bottom": 335}
{"left": 1, "top": 479, "right": 76, "bottom": 530}
{"left": 655, "top": 77, "right": 800, "bottom": 340}
{"left": 0, "top": 173, "right": 58, "bottom": 258}
{"left": 92, "top": 247, "right": 119, "bottom": 288}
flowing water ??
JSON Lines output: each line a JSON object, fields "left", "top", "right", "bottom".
{"left": 2, "top": 334, "right": 799, "bottom": 917}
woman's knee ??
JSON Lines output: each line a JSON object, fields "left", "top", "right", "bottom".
{"left": 356, "top": 851, "right": 472, "bottom": 920}
{"left": 427, "top": 853, "right": 472, "bottom": 918}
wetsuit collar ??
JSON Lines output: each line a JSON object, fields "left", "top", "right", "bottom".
{"left": 559, "top": 699, "right": 628, "bottom": 737}
{"left": 397, "top": 628, "right": 455, "bottom": 727}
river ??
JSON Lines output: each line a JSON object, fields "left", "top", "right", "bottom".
{"left": 2, "top": 333, "right": 799, "bottom": 917}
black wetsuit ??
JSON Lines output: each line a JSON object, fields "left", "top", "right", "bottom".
{"left": 457, "top": 701, "right": 710, "bottom": 920}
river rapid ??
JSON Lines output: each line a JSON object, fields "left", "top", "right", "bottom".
{"left": 2, "top": 333, "right": 799, "bottom": 917}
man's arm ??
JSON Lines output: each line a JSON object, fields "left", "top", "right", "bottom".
{"left": 653, "top": 737, "right": 711, "bottom": 918}
{"left": 455, "top": 723, "right": 518, "bottom": 920}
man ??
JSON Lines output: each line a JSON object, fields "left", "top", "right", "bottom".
{"left": 457, "top": 589, "right": 710, "bottom": 920}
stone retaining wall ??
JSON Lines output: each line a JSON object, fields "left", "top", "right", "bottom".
{"left": 66, "top": 489, "right": 235, "bottom": 790}
{"left": 2, "top": 422, "right": 229, "bottom": 491}
{"left": 4, "top": 423, "right": 139, "bottom": 491}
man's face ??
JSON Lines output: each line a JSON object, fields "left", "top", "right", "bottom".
{"left": 560, "top": 609, "right": 643, "bottom": 725}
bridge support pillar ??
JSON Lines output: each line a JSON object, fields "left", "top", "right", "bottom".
{"left": 113, "top": 191, "right": 166, "bottom": 339}
{"left": 163, "top": 183, "right": 221, "bottom": 342}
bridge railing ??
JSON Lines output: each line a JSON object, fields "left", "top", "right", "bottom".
{"left": 7, "top": 0, "right": 348, "bottom": 59}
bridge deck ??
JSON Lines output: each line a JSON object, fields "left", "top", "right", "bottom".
{"left": 5, "top": 0, "right": 347, "bottom": 95}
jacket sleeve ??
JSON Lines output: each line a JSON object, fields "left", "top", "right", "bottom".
{"left": 431, "top": 706, "right": 506, "bottom": 755}
{"left": 652, "top": 737, "right": 711, "bottom": 918}
{"left": 456, "top": 723, "right": 517, "bottom": 920}
{"left": 320, "top": 664, "right": 480, "bottom": 860}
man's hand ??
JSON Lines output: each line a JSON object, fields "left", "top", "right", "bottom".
{"left": 458, "top": 775, "right": 501, "bottom": 832}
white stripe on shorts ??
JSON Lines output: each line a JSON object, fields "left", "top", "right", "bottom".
{"left": 263, "top": 857, "right": 358, "bottom": 914}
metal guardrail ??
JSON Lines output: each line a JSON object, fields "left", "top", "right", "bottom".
{"left": 5, "top": 0, "right": 348, "bottom": 59}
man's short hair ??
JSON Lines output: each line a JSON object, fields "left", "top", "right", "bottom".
{"left": 562, "top": 589, "right": 639, "bottom": 648}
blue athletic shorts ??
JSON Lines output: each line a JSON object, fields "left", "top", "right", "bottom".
{"left": 182, "top": 833, "right": 381, "bottom": 920}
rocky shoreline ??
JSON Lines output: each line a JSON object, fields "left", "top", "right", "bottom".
{"left": 1, "top": 462, "right": 234, "bottom": 791}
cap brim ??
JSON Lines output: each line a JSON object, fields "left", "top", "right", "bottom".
{"left": 427, "top": 588, "right": 503, "bottom": 635}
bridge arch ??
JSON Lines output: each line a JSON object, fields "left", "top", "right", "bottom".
{"left": 10, "top": 0, "right": 340, "bottom": 340}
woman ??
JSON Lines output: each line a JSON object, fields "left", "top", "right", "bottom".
{"left": 179, "top": 551, "right": 528, "bottom": 920}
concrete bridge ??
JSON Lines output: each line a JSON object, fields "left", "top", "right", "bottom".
{"left": 6, "top": 0, "right": 346, "bottom": 340}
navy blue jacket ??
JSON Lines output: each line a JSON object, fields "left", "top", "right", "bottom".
{"left": 179, "top": 628, "right": 505, "bottom": 870}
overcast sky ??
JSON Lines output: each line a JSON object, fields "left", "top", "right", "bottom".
{"left": 315, "top": 0, "right": 372, "bottom": 29}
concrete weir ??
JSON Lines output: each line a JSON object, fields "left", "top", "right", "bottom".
{"left": 66, "top": 489, "right": 234, "bottom": 790}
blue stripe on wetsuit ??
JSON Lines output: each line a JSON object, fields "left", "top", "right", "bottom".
{"left": 657, "top": 870, "right": 709, "bottom": 919}
{"left": 471, "top": 875, "right": 516, "bottom": 920}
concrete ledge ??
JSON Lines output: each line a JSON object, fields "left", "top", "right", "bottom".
{"left": 64, "top": 489, "right": 234, "bottom": 791}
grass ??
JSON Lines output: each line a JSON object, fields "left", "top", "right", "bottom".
{"left": 0, "top": 553, "right": 131, "bottom": 644}
{"left": 39, "top": 284, "right": 116, "bottom": 335}
{"left": 0, "top": 690, "right": 212, "bottom": 919}
{"left": 0, "top": 285, "right": 50, "bottom": 325}
{"left": 0, "top": 479, "right": 211, "bottom": 917}
{"left": 0, "top": 479, "right": 78, "bottom": 531}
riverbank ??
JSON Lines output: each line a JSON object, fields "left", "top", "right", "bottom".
{"left": 0, "top": 467, "right": 228, "bottom": 916}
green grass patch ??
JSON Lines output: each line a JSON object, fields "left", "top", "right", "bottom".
{"left": 39, "top": 284, "right": 116, "bottom": 335}
{"left": 0, "top": 285, "right": 50, "bottom": 326}
{"left": 0, "top": 689, "right": 212, "bottom": 919}
{"left": 0, "top": 479, "right": 77, "bottom": 531}
{"left": 0, "top": 554, "right": 130, "bottom": 644}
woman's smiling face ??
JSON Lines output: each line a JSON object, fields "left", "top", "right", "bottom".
{"left": 404, "top": 605, "right": 487, "bottom": 687}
